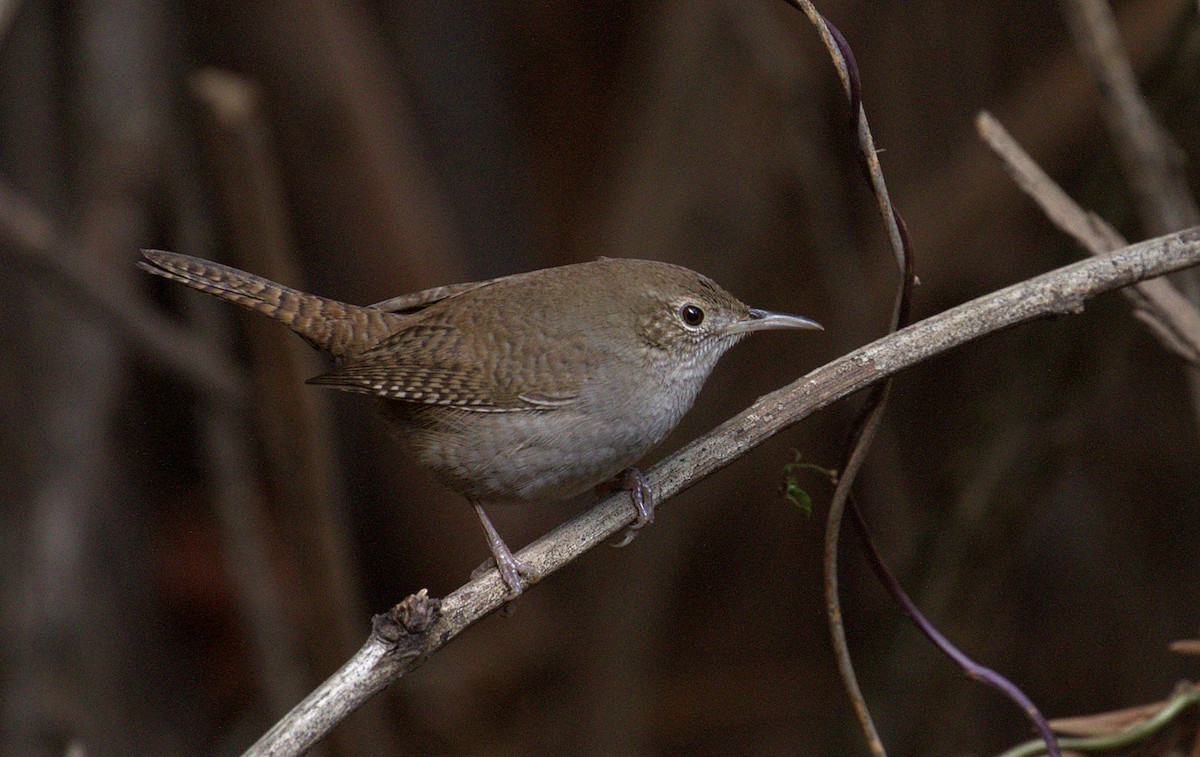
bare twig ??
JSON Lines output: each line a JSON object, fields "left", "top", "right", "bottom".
{"left": 776, "top": 3, "right": 909, "bottom": 754}
{"left": 753, "top": 6, "right": 1061, "bottom": 753}
{"left": 999, "top": 684, "right": 1200, "bottom": 757}
{"left": 978, "top": 110, "right": 1200, "bottom": 363}
{"left": 847, "top": 498, "right": 1060, "bottom": 754}
{"left": 244, "top": 226, "right": 1200, "bottom": 756}
{"left": 1061, "top": 0, "right": 1199, "bottom": 238}
{"left": 1059, "top": 0, "right": 1200, "bottom": 445}
{"left": 730, "top": 13, "right": 1070, "bottom": 749}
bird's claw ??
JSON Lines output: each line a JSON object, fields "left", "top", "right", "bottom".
{"left": 608, "top": 468, "right": 654, "bottom": 548}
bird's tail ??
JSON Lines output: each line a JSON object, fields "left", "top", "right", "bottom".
{"left": 138, "top": 250, "right": 402, "bottom": 358}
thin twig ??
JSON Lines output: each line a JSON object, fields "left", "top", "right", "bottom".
{"left": 774, "top": 5, "right": 1062, "bottom": 753}
{"left": 978, "top": 110, "right": 1200, "bottom": 363}
{"left": 1061, "top": 0, "right": 1199, "bottom": 238}
{"left": 1059, "top": 0, "right": 1200, "bottom": 444}
{"left": 847, "top": 497, "right": 1058, "bottom": 752}
{"left": 244, "top": 226, "right": 1200, "bottom": 756}
{"left": 998, "top": 684, "right": 1200, "bottom": 757}
{"left": 776, "top": 3, "right": 910, "bottom": 754}
{"left": 824, "top": 384, "right": 892, "bottom": 757}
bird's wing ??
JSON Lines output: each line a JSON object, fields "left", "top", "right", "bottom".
{"left": 306, "top": 323, "right": 582, "bottom": 412}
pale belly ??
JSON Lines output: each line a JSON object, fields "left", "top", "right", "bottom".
{"left": 380, "top": 398, "right": 683, "bottom": 504}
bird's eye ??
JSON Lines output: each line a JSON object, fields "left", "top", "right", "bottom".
{"left": 679, "top": 304, "right": 705, "bottom": 327}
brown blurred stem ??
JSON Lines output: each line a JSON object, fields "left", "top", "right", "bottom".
{"left": 193, "top": 354, "right": 315, "bottom": 722}
{"left": 0, "top": 115, "right": 320, "bottom": 748}
{"left": 243, "top": 226, "right": 1200, "bottom": 756}
{"left": 0, "top": 178, "right": 241, "bottom": 397}
{"left": 1060, "top": 0, "right": 1199, "bottom": 240}
{"left": 189, "top": 68, "right": 394, "bottom": 754}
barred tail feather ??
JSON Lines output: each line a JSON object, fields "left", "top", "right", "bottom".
{"left": 138, "top": 250, "right": 401, "bottom": 358}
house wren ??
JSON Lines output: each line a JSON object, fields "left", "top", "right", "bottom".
{"left": 139, "top": 250, "right": 821, "bottom": 596}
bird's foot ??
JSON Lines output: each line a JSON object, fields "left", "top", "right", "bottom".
{"left": 602, "top": 468, "right": 654, "bottom": 548}
{"left": 471, "top": 553, "right": 542, "bottom": 598}
{"left": 471, "top": 502, "right": 541, "bottom": 599}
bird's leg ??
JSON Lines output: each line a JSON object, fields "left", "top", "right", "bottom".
{"left": 470, "top": 501, "right": 541, "bottom": 598}
{"left": 602, "top": 468, "right": 654, "bottom": 548}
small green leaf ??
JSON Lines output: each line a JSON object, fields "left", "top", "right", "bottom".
{"left": 782, "top": 481, "right": 813, "bottom": 516}
{"left": 778, "top": 450, "right": 837, "bottom": 517}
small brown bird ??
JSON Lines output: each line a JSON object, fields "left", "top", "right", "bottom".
{"left": 139, "top": 251, "right": 821, "bottom": 596}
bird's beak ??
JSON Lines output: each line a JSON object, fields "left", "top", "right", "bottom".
{"left": 725, "top": 308, "right": 824, "bottom": 335}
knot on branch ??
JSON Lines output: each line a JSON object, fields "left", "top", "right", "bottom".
{"left": 372, "top": 589, "right": 442, "bottom": 646}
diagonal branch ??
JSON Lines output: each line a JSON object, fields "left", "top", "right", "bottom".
{"left": 978, "top": 110, "right": 1200, "bottom": 363}
{"left": 244, "top": 225, "right": 1200, "bottom": 757}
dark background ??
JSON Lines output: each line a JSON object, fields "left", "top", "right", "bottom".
{"left": 2, "top": 1, "right": 1199, "bottom": 754}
